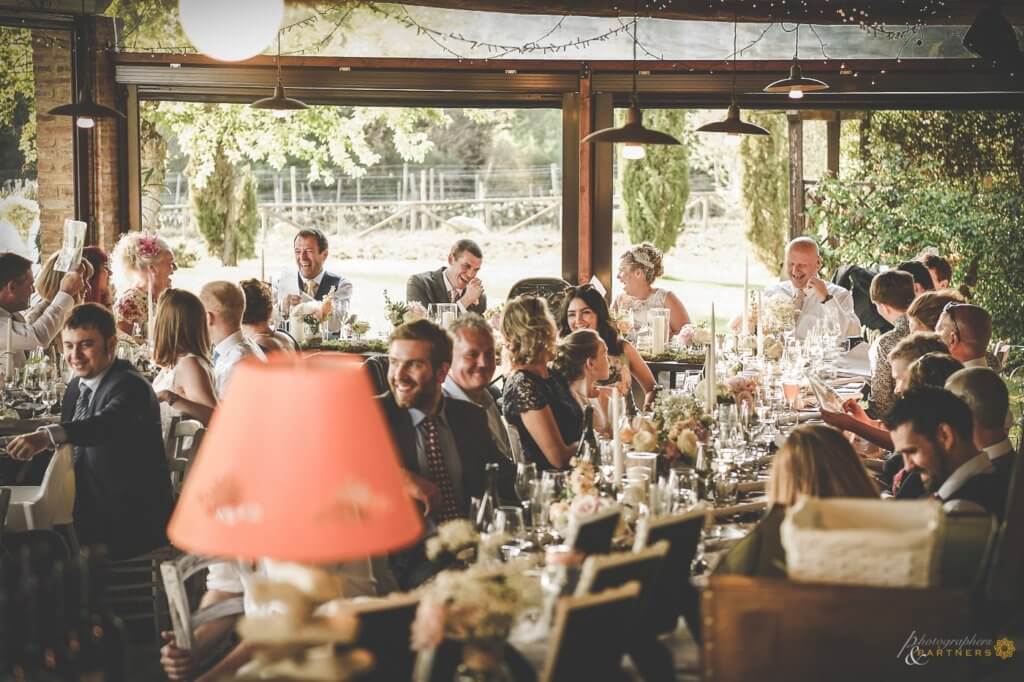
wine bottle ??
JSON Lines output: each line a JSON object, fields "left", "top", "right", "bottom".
{"left": 575, "top": 405, "right": 600, "bottom": 469}
{"left": 694, "top": 442, "right": 711, "bottom": 501}
{"left": 475, "top": 462, "right": 502, "bottom": 532}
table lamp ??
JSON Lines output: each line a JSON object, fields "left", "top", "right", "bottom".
{"left": 168, "top": 352, "right": 421, "bottom": 561}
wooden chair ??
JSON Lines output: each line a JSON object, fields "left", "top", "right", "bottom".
{"left": 540, "top": 582, "right": 641, "bottom": 682}
{"left": 701, "top": 576, "right": 971, "bottom": 682}
{"left": 107, "top": 545, "right": 179, "bottom": 644}
{"left": 980, "top": 447, "right": 1024, "bottom": 619}
{"left": 566, "top": 505, "right": 621, "bottom": 555}
{"left": 506, "top": 277, "right": 571, "bottom": 313}
{"left": 633, "top": 509, "right": 705, "bottom": 636}
{"left": 165, "top": 417, "right": 206, "bottom": 497}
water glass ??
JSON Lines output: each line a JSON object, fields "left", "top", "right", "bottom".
{"left": 494, "top": 505, "right": 526, "bottom": 539}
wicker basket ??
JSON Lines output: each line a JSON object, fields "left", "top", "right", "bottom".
{"left": 780, "top": 497, "right": 944, "bottom": 588}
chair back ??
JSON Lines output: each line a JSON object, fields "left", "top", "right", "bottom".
{"left": 506, "top": 277, "right": 571, "bottom": 313}
{"left": 575, "top": 541, "right": 669, "bottom": 626}
{"left": 160, "top": 554, "right": 245, "bottom": 650}
{"left": 340, "top": 593, "right": 420, "bottom": 682}
{"left": 984, "top": 451, "right": 1024, "bottom": 603}
{"left": 502, "top": 416, "right": 525, "bottom": 464}
{"left": 541, "top": 582, "right": 641, "bottom": 682}
{"left": 166, "top": 418, "right": 206, "bottom": 497}
{"left": 4, "top": 443, "right": 75, "bottom": 532}
{"left": 363, "top": 354, "right": 390, "bottom": 396}
{"left": 566, "top": 505, "right": 621, "bottom": 555}
{"left": 702, "top": 576, "right": 970, "bottom": 682}
{"left": 633, "top": 509, "right": 705, "bottom": 635}
{"left": 0, "top": 486, "right": 11, "bottom": 546}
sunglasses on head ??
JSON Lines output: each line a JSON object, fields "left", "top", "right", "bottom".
{"left": 942, "top": 301, "right": 967, "bottom": 338}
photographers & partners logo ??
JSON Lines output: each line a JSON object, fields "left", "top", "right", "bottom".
{"left": 897, "top": 631, "right": 1017, "bottom": 666}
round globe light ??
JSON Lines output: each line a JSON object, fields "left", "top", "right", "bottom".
{"left": 179, "top": 0, "right": 284, "bottom": 62}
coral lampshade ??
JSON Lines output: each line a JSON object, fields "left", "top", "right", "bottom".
{"left": 167, "top": 354, "right": 423, "bottom": 563}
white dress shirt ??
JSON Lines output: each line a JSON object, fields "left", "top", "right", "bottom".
{"left": 213, "top": 331, "right": 267, "bottom": 396}
{"left": 0, "top": 292, "right": 75, "bottom": 369}
{"left": 274, "top": 269, "right": 353, "bottom": 309}
{"left": 41, "top": 362, "right": 115, "bottom": 446}
{"left": 963, "top": 357, "right": 989, "bottom": 369}
{"left": 982, "top": 438, "right": 1014, "bottom": 463}
{"left": 937, "top": 452, "right": 995, "bottom": 514}
{"left": 762, "top": 280, "right": 862, "bottom": 340}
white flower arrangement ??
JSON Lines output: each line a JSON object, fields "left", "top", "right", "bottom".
{"left": 425, "top": 518, "right": 479, "bottom": 564}
{"left": 762, "top": 293, "right": 797, "bottom": 334}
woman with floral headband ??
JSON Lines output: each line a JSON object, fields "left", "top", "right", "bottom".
{"left": 111, "top": 232, "right": 176, "bottom": 339}
{"left": 613, "top": 242, "right": 690, "bottom": 336}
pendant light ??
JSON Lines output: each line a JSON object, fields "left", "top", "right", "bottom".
{"left": 697, "top": 19, "right": 769, "bottom": 136}
{"left": 581, "top": 3, "right": 681, "bottom": 160}
{"left": 48, "top": 0, "right": 126, "bottom": 128}
{"left": 251, "top": 31, "right": 308, "bottom": 117}
{"left": 763, "top": 25, "right": 828, "bottom": 99}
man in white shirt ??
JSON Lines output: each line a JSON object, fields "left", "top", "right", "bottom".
{"left": 763, "top": 237, "right": 861, "bottom": 340}
{"left": 274, "top": 228, "right": 352, "bottom": 313}
{"left": 200, "top": 281, "right": 266, "bottom": 396}
{"left": 936, "top": 303, "right": 991, "bottom": 368}
{"left": 0, "top": 252, "right": 83, "bottom": 368}
{"left": 885, "top": 386, "right": 1006, "bottom": 519}
{"left": 442, "top": 314, "right": 513, "bottom": 461}
{"left": 946, "top": 367, "right": 1016, "bottom": 483}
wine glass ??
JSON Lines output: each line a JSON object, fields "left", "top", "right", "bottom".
{"left": 21, "top": 363, "right": 46, "bottom": 418}
{"left": 515, "top": 462, "right": 538, "bottom": 524}
{"left": 494, "top": 505, "right": 526, "bottom": 539}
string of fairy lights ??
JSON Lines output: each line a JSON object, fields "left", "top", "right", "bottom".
{"left": 3, "top": 0, "right": 995, "bottom": 89}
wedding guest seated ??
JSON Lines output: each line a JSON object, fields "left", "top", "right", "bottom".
{"left": 442, "top": 314, "right": 512, "bottom": 461}
{"left": 29, "top": 252, "right": 93, "bottom": 359}
{"left": 613, "top": 242, "right": 690, "bottom": 335}
{"left": 921, "top": 253, "right": 953, "bottom": 289}
{"left": 111, "top": 232, "right": 176, "bottom": 339}
{"left": 936, "top": 303, "right": 992, "bottom": 368}
{"left": 897, "top": 260, "right": 935, "bottom": 296}
{"left": 151, "top": 289, "right": 218, "bottom": 431}
{"left": 502, "top": 296, "right": 578, "bottom": 471}
{"left": 905, "top": 353, "right": 963, "bottom": 393}
{"left": 558, "top": 283, "right": 656, "bottom": 411}
{"left": 715, "top": 424, "right": 878, "bottom": 577}
{"left": 867, "top": 270, "right": 915, "bottom": 417}
{"left": 200, "top": 281, "right": 267, "bottom": 395}
{"left": 160, "top": 559, "right": 380, "bottom": 681}
{"left": 906, "top": 288, "right": 966, "bottom": 333}
{"left": 0, "top": 252, "right": 84, "bottom": 369}
{"left": 763, "top": 237, "right": 861, "bottom": 340}
{"left": 885, "top": 387, "right": 1006, "bottom": 518}
{"left": 82, "top": 245, "right": 113, "bottom": 307}
{"left": 946, "top": 367, "right": 1015, "bottom": 482}
{"left": 275, "top": 228, "right": 352, "bottom": 312}
{"left": 406, "top": 238, "right": 487, "bottom": 314}
{"left": 239, "top": 278, "right": 298, "bottom": 355}
{"left": 551, "top": 329, "right": 612, "bottom": 435}
{"left": 6, "top": 304, "right": 172, "bottom": 558}
{"left": 378, "top": 318, "right": 514, "bottom": 588}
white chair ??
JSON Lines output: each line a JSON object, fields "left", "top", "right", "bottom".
{"left": 4, "top": 443, "right": 75, "bottom": 533}
{"left": 165, "top": 417, "right": 206, "bottom": 496}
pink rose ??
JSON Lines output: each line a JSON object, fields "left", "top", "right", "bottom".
{"left": 570, "top": 495, "right": 599, "bottom": 517}
{"left": 678, "top": 324, "right": 695, "bottom": 347}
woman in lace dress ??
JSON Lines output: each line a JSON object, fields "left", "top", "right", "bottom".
{"left": 111, "top": 232, "right": 177, "bottom": 340}
{"left": 613, "top": 242, "right": 690, "bottom": 336}
{"left": 151, "top": 289, "right": 218, "bottom": 436}
{"left": 558, "top": 284, "right": 657, "bottom": 411}
{"left": 501, "top": 296, "right": 578, "bottom": 471}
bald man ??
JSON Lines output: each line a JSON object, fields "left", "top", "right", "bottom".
{"left": 936, "top": 303, "right": 992, "bottom": 368}
{"left": 763, "top": 237, "right": 862, "bottom": 340}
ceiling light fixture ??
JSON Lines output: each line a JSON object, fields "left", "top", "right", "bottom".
{"left": 251, "top": 32, "right": 308, "bottom": 118}
{"left": 763, "top": 25, "right": 829, "bottom": 99}
{"left": 963, "top": 1, "right": 1022, "bottom": 73}
{"left": 581, "top": 1, "right": 681, "bottom": 161}
{"left": 697, "top": 19, "right": 769, "bottom": 136}
{"left": 179, "top": 0, "right": 283, "bottom": 62}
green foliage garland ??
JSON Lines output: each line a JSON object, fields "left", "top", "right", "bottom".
{"left": 621, "top": 110, "right": 690, "bottom": 253}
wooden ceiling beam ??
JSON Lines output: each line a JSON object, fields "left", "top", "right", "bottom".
{"left": 295, "top": 1, "right": 1024, "bottom": 25}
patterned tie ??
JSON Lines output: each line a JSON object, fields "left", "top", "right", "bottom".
{"left": 794, "top": 287, "right": 807, "bottom": 311}
{"left": 305, "top": 280, "right": 318, "bottom": 298}
{"left": 73, "top": 384, "right": 92, "bottom": 422}
{"left": 421, "top": 416, "right": 461, "bottom": 522}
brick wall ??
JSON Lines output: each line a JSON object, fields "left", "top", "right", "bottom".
{"left": 90, "top": 16, "right": 122, "bottom": 253}
{"left": 31, "top": 28, "right": 75, "bottom": 259}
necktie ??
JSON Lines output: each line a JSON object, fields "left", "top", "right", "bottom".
{"left": 421, "top": 416, "right": 461, "bottom": 522}
{"left": 451, "top": 287, "right": 463, "bottom": 304}
{"left": 73, "top": 384, "right": 92, "bottom": 422}
{"left": 794, "top": 287, "right": 807, "bottom": 311}
{"left": 212, "top": 349, "right": 220, "bottom": 365}
{"left": 305, "top": 280, "right": 318, "bottom": 298}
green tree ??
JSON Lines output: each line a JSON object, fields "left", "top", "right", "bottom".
{"left": 621, "top": 110, "right": 690, "bottom": 253}
{"left": 739, "top": 111, "right": 788, "bottom": 273}
{"left": 190, "top": 145, "right": 259, "bottom": 266}
{"left": 0, "top": 27, "right": 36, "bottom": 168}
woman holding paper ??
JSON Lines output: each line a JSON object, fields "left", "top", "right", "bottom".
{"left": 111, "top": 232, "right": 177, "bottom": 339}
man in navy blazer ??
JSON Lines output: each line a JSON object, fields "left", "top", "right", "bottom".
{"left": 8, "top": 304, "right": 172, "bottom": 559}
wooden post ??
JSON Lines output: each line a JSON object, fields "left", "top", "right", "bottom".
{"left": 289, "top": 165, "right": 298, "bottom": 222}
{"left": 420, "top": 169, "right": 428, "bottom": 230}
{"left": 356, "top": 176, "right": 362, "bottom": 203}
{"left": 826, "top": 112, "right": 841, "bottom": 177}
{"left": 578, "top": 67, "right": 594, "bottom": 284}
{"left": 787, "top": 112, "right": 805, "bottom": 240}
{"left": 440, "top": 172, "right": 446, "bottom": 200}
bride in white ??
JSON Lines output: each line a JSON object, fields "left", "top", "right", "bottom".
{"left": 151, "top": 289, "right": 218, "bottom": 436}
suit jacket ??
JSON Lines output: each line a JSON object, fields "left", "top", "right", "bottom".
{"left": 406, "top": 267, "right": 487, "bottom": 315}
{"left": 275, "top": 270, "right": 352, "bottom": 303}
{"left": 62, "top": 359, "right": 173, "bottom": 559}
{"left": 376, "top": 392, "right": 515, "bottom": 588}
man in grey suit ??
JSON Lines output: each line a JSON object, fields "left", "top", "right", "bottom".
{"left": 406, "top": 239, "right": 487, "bottom": 314}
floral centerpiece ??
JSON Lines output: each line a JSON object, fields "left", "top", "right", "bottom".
{"left": 609, "top": 309, "right": 632, "bottom": 337}
{"left": 547, "top": 456, "right": 614, "bottom": 533}
{"left": 677, "top": 323, "right": 713, "bottom": 348}
{"left": 384, "top": 290, "right": 428, "bottom": 328}
{"left": 625, "top": 392, "right": 714, "bottom": 465}
{"left": 411, "top": 563, "right": 542, "bottom": 675}
{"left": 426, "top": 518, "right": 480, "bottom": 567}
{"left": 289, "top": 294, "right": 333, "bottom": 344}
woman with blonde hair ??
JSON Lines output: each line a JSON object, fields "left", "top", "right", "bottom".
{"left": 551, "top": 329, "right": 612, "bottom": 436}
{"left": 151, "top": 289, "right": 218, "bottom": 432}
{"left": 716, "top": 424, "right": 878, "bottom": 577}
{"left": 501, "top": 296, "right": 578, "bottom": 470}
{"left": 110, "top": 232, "right": 176, "bottom": 339}
{"left": 613, "top": 242, "right": 690, "bottom": 335}
{"left": 27, "top": 253, "right": 94, "bottom": 358}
